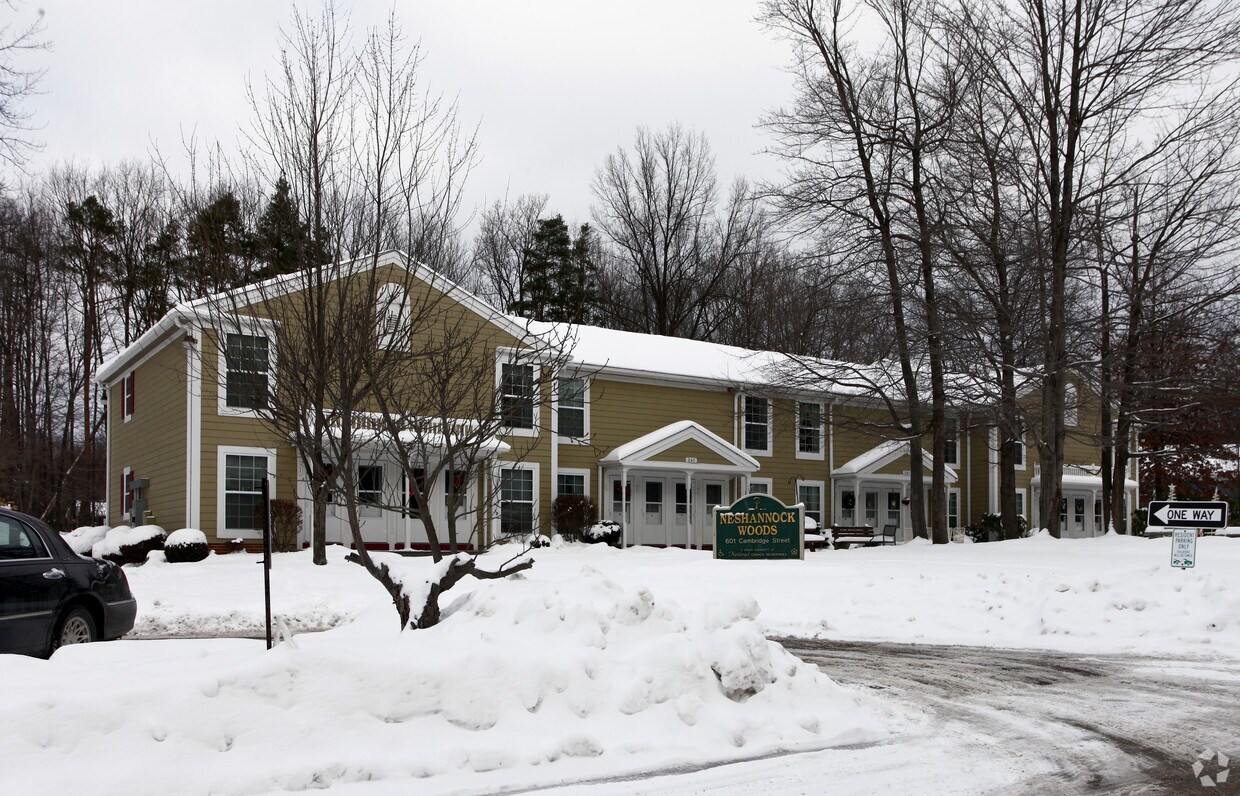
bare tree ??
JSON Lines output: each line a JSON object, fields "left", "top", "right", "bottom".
{"left": 468, "top": 192, "right": 548, "bottom": 311}
{"left": 0, "top": 1, "right": 45, "bottom": 167}
{"left": 591, "top": 124, "right": 762, "bottom": 339}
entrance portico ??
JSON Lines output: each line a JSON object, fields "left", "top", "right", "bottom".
{"left": 598, "top": 421, "right": 759, "bottom": 548}
{"left": 831, "top": 439, "right": 958, "bottom": 541}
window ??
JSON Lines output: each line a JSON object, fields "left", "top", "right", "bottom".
{"left": 1012, "top": 424, "right": 1026, "bottom": 469}
{"left": 122, "top": 467, "right": 135, "bottom": 518}
{"left": 797, "top": 481, "right": 823, "bottom": 525}
{"left": 1014, "top": 489, "right": 1026, "bottom": 520}
{"left": 887, "top": 492, "right": 902, "bottom": 526}
{"left": 1064, "top": 384, "right": 1078, "bottom": 427}
{"left": 948, "top": 489, "right": 960, "bottom": 529}
{"left": 742, "top": 395, "right": 771, "bottom": 454}
{"left": 556, "top": 377, "right": 587, "bottom": 439}
{"left": 797, "top": 402, "right": 823, "bottom": 458}
{"left": 747, "top": 478, "right": 771, "bottom": 496}
{"left": 356, "top": 465, "right": 383, "bottom": 517}
{"left": 1094, "top": 499, "right": 1103, "bottom": 533}
{"left": 557, "top": 472, "right": 587, "bottom": 497}
{"left": 0, "top": 515, "right": 47, "bottom": 559}
{"left": 500, "top": 467, "right": 535, "bottom": 536}
{"left": 404, "top": 468, "right": 427, "bottom": 519}
{"left": 224, "top": 453, "right": 269, "bottom": 532}
{"left": 839, "top": 488, "right": 856, "bottom": 525}
{"left": 376, "top": 283, "right": 410, "bottom": 349}
{"left": 499, "top": 361, "right": 535, "bottom": 430}
{"left": 225, "top": 333, "right": 270, "bottom": 410}
{"left": 644, "top": 481, "right": 664, "bottom": 524}
{"left": 675, "top": 482, "right": 688, "bottom": 516}
{"left": 705, "top": 483, "right": 723, "bottom": 515}
{"left": 864, "top": 490, "right": 878, "bottom": 526}
{"left": 123, "top": 371, "right": 136, "bottom": 421}
{"left": 610, "top": 478, "right": 630, "bottom": 523}
{"left": 444, "top": 469, "right": 468, "bottom": 516}
{"left": 944, "top": 418, "right": 959, "bottom": 465}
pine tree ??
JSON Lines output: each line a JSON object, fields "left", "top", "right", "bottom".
{"left": 512, "top": 215, "right": 572, "bottom": 322}
{"left": 560, "top": 223, "right": 599, "bottom": 324}
{"left": 185, "top": 191, "right": 252, "bottom": 293}
{"left": 253, "top": 176, "right": 311, "bottom": 279}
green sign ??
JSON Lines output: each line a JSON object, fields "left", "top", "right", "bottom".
{"left": 713, "top": 493, "right": 804, "bottom": 560}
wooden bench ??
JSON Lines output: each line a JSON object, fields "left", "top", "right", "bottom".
{"left": 830, "top": 524, "right": 899, "bottom": 549}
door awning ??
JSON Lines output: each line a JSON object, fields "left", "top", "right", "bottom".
{"left": 832, "top": 439, "right": 957, "bottom": 483}
{"left": 600, "top": 420, "right": 759, "bottom": 474}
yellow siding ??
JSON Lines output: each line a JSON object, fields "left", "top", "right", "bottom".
{"left": 107, "top": 332, "right": 188, "bottom": 529}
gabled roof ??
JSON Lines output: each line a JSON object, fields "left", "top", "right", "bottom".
{"left": 832, "top": 439, "right": 958, "bottom": 483}
{"left": 600, "top": 420, "right": 760, "bottom": 473}
{"left": 96, "top": 250, "right": 539, "bottom": 385}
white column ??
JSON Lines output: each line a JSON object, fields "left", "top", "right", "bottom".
{"left": 684, "top": 470, "right": 693, "bottom": 549}
{"left": 621, "top": 466, "right": 630, "bottom": 548}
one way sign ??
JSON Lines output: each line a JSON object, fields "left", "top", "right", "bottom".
{"left": 1146, "top": 500, "right": 1229, "bottom": 529}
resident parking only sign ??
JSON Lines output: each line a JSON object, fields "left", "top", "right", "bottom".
{"left": 1171, "top": 528, "right": 1197, "bottom": 569}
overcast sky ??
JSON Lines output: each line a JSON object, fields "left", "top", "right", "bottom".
{"left": 23, "top": 0, "right": 796, "bottom": 229}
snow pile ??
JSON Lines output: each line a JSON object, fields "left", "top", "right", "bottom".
{"left": 61, "top": 524, "right": 110, "bottom": 556}
{"left": 0, "top": 569, "right": 903, "bottom": 795}
{"left": 165, "top": 528, "right": 207, "bottom": 547}
{"left": 91, "top": 524, "right": 165, "bottom": 559}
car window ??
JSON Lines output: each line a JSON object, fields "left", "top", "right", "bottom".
{"left": 0, "top": 516, "right": 49, "bottom": 560}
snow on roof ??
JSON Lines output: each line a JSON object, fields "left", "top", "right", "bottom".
{"left": 599, "top": 420, "right": 759, "bottom": 470}
{"left": 833, "top": 439, "right": 958, "bottom": 482}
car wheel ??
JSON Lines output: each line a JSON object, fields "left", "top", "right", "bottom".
{"left": 53, "top": 607, "right": 97, "bottom": 651}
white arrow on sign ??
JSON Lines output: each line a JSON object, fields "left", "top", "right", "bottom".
{"left": 1154, "top": 505, "right": 1222, "bottom": 524}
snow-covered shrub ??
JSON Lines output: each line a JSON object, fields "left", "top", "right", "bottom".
{"left": 62, "top": 525, "right": 110, "bottom": 556}
{"left": 551, "top": 494, "right": 596, "bottom": 542}
{"left": 164, "top": 528, "right": 209, "bottom": 563}
{"left": 92, "top": 524, "right": 166, "bottom": 565}
{"left": 583, "top": 519, "right": 621, "bottom": 546}
{"left": 526, "top": 533, "right": 551, "bottom": 549}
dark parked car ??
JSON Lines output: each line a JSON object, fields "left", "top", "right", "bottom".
{"left": 0, "top": 508, "right": 137, "bottom": 657}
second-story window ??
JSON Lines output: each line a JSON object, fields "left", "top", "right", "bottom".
{"left": 742, "top": 395, "right": 770, "bottom": 453}
{"left": 944, "top": 418, "right": 959, "bottom": 465}
{"left": 557, "top": 377, "right": 586, "bottom": 439}
{"left": 797, "top": 401, "right": 822, "bottom": 456}
{"left": 225, "top": 333, "right": 270, "bottom": 410}
{"left": 376, "top": 283, "right": 410, "bottom": 349}
{"left": 123, "top": 371, "right": 136, "bottom": 420}
{"left": 500, "top": 361, "right": 535, "bottom": 430}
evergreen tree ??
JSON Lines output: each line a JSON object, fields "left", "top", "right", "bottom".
{"left": 560, "top": 223, "right": 599, "bottom": 324}
{"left": 253, "top": 176, "right": 312, "bottom": 279}
{"left": 185, "top": 191, "right": 252, "bottom": 293}
{"left": 512, "top": 215, "right": 572, "bottom": 322}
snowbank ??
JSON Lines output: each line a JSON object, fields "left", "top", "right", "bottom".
{"left": 61, "top": 524, "right": 109, "bottom": 556}
{"left": 0, "top": 570, "right": 904, "bottom": 795}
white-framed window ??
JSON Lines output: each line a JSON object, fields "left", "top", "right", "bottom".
{"left": 609, "top": 476, "right": 631, "bottom": 524}
{"left": 943, "top": 418, "right": 959, "bottom": 466}
{"left": 217, "top": 445, "right": 276, "bottom": 537}
{"left": 675, "top": 481, "right": 689, "bottom": 517}
{"left": 1015, "top": 488, "right": 1027, "bottom": 521}
{"left": 838, "top": 487, "right": 856, "bottom": 525}
{"left": 499, "top": 463, "right": 538, "bottom": 536}
{"left": 357, "top": 464, "right": 384, "bottom": 518}
{"left": 747, "top": 477, "right": 772, "bottom": 496}
{"left": 497, "top": 354, "right": 537, "bottom": 435}
{"left": 796, "top": 401, "right": 824, "bottom": 460}
{"left": 1064, "top": 384, "right": 1078, "bottom": 427}
{"left": 948, "top": 488, "right": 960, "bottom": 529}
{"left": 122, "top": 466, "right": 134, "bottom": 519}
{"left": 123, "top": 371, "right": 136, "bottom": 422}
{"left": 555, "top": 376, "right": 588, "bottom": 441}
{"left": 220, "top": 330, "right": 273, "bottom": 416}
{"left": 644, "top": 480, "right": 664, "bottom": 524}
{"left": 555, "top": 468, "right": 590, "bottom": 498}
{"left": 741, "top": 395, "right": 771, "bottom": 455}
{"left": 1012, "top": 422, "right": 1026, "bottom": 469}
{"left": 376, "top": 283, "right": 411, "bottom": 350}
{"left": 797, "top": 480, "right": 824, "bottom": 525}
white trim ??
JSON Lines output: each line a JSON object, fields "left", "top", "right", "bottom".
{"left": 121, "top": 466, "right": 133, "bottom": 522}
{"left": 214, "top": 319, "right": 279, "bottom": 420}
{"left": 1015, "top": 488, "right": 1028, "bottom": 523}
{"left": 740, "top": 394, "right": 773, "bottom": 457}
{"left": 943, "top": 417, "right": 959, "bottom": 467}
{"left": 498, "top": 461, "right": 540, "bottom": 535}
{"left": 552, "top": 374, "right": 590, "bottom": 445}
{"left": 988, "top": 427, "right": 999, "bottom": 514}
{"left": 554, "top": 467, "right": 591, "bottom": 499}
{"left": 947, "top": 487, "right": 961, "bottom": 529}
{"left": 747, "top": 477, "right": 773, "bottom": 496}
{"left": 185, "top": 323, "right": 202, "bottom": 529}
{"left": 795, "top": 400, "right": 825, "bottom": 461}
{"left": 1014, "top": 424, "right": 1027, "bottom": 470}
{"left": 496, "top": 349, "right": 539, "bottom": 438}
{"left": 375, "top": 282, "right": 411, "bottom": 350}
{"left": 796, "top": 479, "right": 825, "bottom": 524}
{"left": 216, "top": 445, "right": 278, "bottom": 540}
{"left": 122, "top": 371, "right": 135, "bottom": 423}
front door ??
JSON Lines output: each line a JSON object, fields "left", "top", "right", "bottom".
{"left": 641, "top": 478, "right": 667, "bottom": 545}
{"left": 1059, "top": 494, "right": 1088, "bottom": 538}
{"left": 696, "top": 479, "right": 726, "bottom": 548}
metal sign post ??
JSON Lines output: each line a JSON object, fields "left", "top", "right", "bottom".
{"left": 262, "top": 477, "right": 273, "bottom": 650}
{"left": 1171, "top": 528, "right": 1197, "bottom": 569}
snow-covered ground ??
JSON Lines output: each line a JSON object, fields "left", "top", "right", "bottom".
{"left": 129, "top": 531, "right": 1240, "bottom": 657}
{"left": 3, "top": 532, "right": 1237, "bottom": 795}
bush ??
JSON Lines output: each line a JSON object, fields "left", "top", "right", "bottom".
{"left": 551, "top": 494, "right": 597, "bottom": 542}
{"left": 92, "top": 524, "right": 166, "bottom": 565}
{"left": 268, "top": 499, "right": 303, "bottom": 552}
{"left": 165, "top": 528, "right": 209, "bottom": 563}
{"left": 965, "top": 512, "right": 1028, "bottom": 543}
{"left": 583, "top": 520, "right": 621, "bottom": 546}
